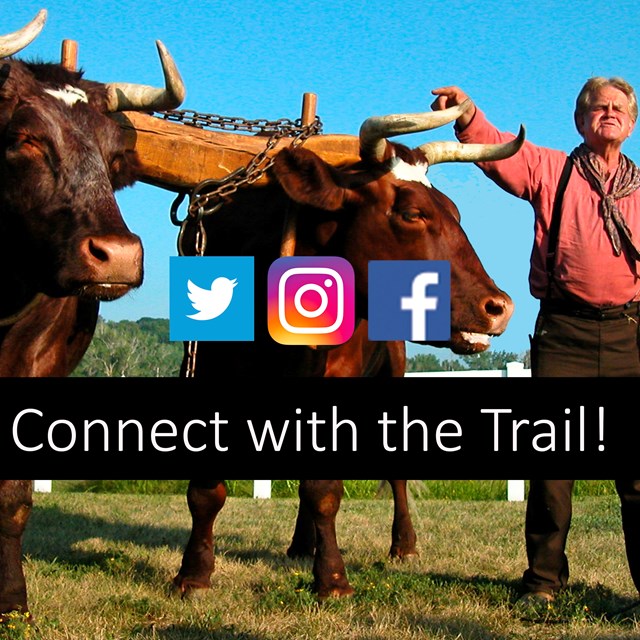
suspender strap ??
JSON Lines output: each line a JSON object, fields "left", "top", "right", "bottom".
{"left": 545, "top": 156, "right": 573, "bottom": 295}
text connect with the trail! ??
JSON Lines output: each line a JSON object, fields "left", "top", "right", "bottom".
{"left": 2, "top": 375, "right": 620, "bottom": 479}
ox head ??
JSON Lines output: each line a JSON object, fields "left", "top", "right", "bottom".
{"left": 272, "top": 101, "right": 524, "bottom": 354}
{"left": 0, "top": 10, "right": 185, "bottom": 306}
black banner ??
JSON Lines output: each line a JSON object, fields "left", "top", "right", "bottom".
{"left": 0, "top": 376, "right": 630, "bottom": 479}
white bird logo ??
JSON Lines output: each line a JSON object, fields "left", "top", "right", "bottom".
{"left": 186, "top": 277, "right": 238, "bottom": 321}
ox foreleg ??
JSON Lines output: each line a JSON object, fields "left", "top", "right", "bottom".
{"left": 0, "top": 480, "right": 32, "bottom": 619}
{"left": 298, "top": 480, "right": 354, "bottom": 599}
{"left": 286, "top": 497, "right": 316, "bottom": 559}
{"left": 173, "top": 480, "right": 226, "bottom": 598}
{"left": 387, "top": 480, "right": 419, "bottom": 560}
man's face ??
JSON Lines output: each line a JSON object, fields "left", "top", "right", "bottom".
{"left": 577, "top": 86, "right": 635, "bottom": 150}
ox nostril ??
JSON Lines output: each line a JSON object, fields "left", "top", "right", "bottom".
{"left": 482, "top": 294, "right": 515, "bottom": 330}
{"left": 485, "top": 298, "right": 506, "bottom": 317}
{"left": 87, "top": 238, "right": 109, "bottom": 263}
{"left": 79, "top": 236, "right": 114, "bottom": 265}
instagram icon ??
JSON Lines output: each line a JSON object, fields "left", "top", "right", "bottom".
{"left": 267, "top": 256, "right": 355, "bottom": 345}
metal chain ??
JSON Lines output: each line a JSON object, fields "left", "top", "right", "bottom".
{"left": 168, "top": 113, "right": 322, "bottom": 254}
{"left": 160, "top": 108, "right": 323, "bottom": 379}
{"left": 159, "top": 108, "right": 322, "bottom": 136}
{"left": 183, "top": 214, "right": 206, "bottom": 378}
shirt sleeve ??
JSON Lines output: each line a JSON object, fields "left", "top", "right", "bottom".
{"left": 455, "top": 107, "right": 547, "bottom": 203}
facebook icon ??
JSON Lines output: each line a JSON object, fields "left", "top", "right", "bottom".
{"left": 368, "top": 261, "right": 451, "bottom": 341}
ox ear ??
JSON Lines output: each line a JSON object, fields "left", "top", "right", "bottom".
{"left": 272, "top": 146, "right": 355, "bottom": 211}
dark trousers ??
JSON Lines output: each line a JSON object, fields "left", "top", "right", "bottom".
{"left": 523, "top": 479, "right": 640, "bottom": 594}
{"left": 524, "top": 306, "right": 640, "bottom": 595}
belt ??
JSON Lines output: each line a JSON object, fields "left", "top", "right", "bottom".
{"left": 540, "top": 299, "right": 640, "bottom": 321}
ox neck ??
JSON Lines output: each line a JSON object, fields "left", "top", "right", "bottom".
{"left": 0, "top": 286, "right": 44, "bottom": 327}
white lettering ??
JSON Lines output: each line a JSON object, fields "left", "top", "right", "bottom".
{"left": 13, "top": 408, "right": 43, "bottom": 452}
{"left": 401, "top": 272, "right": 439, "bottom": 341}
{"left": 247, "top": 420, "right": 290, "bottom": 451}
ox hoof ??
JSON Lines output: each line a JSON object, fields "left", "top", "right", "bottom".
{"left": 315, "top": 573, "right": 355, "bottom": 600}
{"left": 316, "top": 585, "right": 355, "bottom": 600}
{"left": 170, "top": 576, "right": 211, "bottom": 601}
{"left": 389, "top": 549, "right": 419, "bottom": 562}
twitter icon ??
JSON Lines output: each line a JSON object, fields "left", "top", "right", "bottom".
{"left": 187, "top": 277, "right": 237, "bottom": 320}
{"left": 170, "top": 256, "right": 254, "bottom": 341}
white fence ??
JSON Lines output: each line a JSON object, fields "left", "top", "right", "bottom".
{"left": 405, "top": 362, "right": 530, "bottom": 500}
{"left": 405, "top": 361, "right": 531, "bottom": 378}
{"left": 250, "top": 480, "right": 526, "bottom": 501}
{"left": 33, "top": 479, "right": 527, "bottom": 501}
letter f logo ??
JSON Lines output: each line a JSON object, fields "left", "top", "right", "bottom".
{"left": 401, "top": 273, "right": 439, "bottom": 341}
{"left": 367, "top": 260, "right": 450, "bottom": 342}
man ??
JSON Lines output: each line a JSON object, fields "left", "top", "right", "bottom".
{"left": 430, "top": 78, "right": 640, "bottom": 607}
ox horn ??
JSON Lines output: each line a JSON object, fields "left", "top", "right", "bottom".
{"left": 105, "top": 40, "right": 186, "bottom": 112}
{"left": 0, "top": 9, "right": 47, "bottom": 59}
{"left": 419, "top": 124, "right": 526, "bottom": 166}
{"left": 359, "top": 99, "right": 474, "bottom": 162}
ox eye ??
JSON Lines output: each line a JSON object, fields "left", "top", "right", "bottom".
{"left": 7, "top": 134, "right": 33, "bottom": 151}
{"left": 5, "top": 134, "right": 45, "bottom": 161}
{"left": 5, "top": 134, "right": 59, "bottom": 177}
{"left": 399, "top": 210, "right": 423, "bottom": 223}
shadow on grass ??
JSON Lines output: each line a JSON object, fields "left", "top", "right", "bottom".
{"left": 22, "top": 503, "right": 640, "bottom": 639}
{"left": 23, "top": 501, "right": 298, "bottom": 584}
{"left": 401, "top": 570, "right": 640, "bottom": 634}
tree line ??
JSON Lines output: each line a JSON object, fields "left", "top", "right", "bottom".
{"left": 72, "top": 318, "right": 530, "bottom": 377}
{"left": 71, "top": 317, "right": 183, "bottom": 377}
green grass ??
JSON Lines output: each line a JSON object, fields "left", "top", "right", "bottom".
{"left": 53, "top": 479, "right": 619, "bottom": 500}
{"left": 4, "top": 490, "right": 638, "bottom": 639}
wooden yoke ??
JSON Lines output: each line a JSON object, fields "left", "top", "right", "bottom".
{"left": 60, "top": 39, "right": 360, "bottom": 191}
{"left": 114, "top": 110, "right": 360, "bottom": 192}
{"left": 60, "top": 39, "right": 78, "bottom": 71}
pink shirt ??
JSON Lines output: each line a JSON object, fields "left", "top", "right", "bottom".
{"left": 457, "top": 108, "right": 640, "bottom": 306}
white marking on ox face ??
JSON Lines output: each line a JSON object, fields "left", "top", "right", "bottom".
{"left": 389, "top": 157, "right": 432, "bottom": 187}
{"left": 44, "top": 84, "right": 89, "bottom": 106}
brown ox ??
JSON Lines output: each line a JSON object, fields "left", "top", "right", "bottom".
{"left": 0, "top": 9, "right": 185, "bottom": 618}
{"left": 169, "top": 101, "right": 524, "bottom": 598}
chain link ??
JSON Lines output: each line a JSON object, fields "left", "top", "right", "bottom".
{"left": 182, "top": 209, "right": 206, "bottom": 378}
{"left": 158, "top": 108, "right": 323, "bottom": 136}
{"left": 160, "top": 108, "right": 323, "bottom": 378}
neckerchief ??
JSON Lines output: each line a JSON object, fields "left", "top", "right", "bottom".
{"left": 570, "top": 143, "right": 640, "bottom": 260}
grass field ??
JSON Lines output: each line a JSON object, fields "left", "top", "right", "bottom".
{"left": 6, "top": 489, "right": 640, "bottom": 639}
{"left": 52, "top": 479, "right": 621, "bottom": 500}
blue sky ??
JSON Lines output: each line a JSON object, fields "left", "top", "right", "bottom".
{"left": 14, "top": 0, "right": 640, "bottom": 358}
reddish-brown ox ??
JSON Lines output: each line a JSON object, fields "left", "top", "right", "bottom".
{"left": 0, "top": 9, "right": 185, "bottom": 617}
{"left": 168, "top": 101, "right": 524, "bottom": 598}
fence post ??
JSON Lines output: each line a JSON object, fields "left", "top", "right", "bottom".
{"left": 507, "top": 480, "right": 525, "bottom": 501}
{"left": 253, "top": 480, "right": 272, "bottom": 499}
{"left": 505, "top": 363, "right": 526, "bottom": 500}
{"left": 505, "top": 362, "right": 529, "bottom": 377}
{"left": 33, "top": 480, "right": 52, "bottom": 493}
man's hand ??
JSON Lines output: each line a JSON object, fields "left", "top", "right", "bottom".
{"left": 431, "top": 86, "right": 475, "bottom": 130}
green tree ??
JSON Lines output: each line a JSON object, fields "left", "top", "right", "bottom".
{"left": 404, "top": 353, "right": 442, "bottom": 372}
{"left": 459, "top": 349, "right": 522, "bottom": 370}
{"left": 405, "top": 348, "right": 530, "bottom": 373}
{"left": 71, "top": 318, "right": 182, "bottom": 377}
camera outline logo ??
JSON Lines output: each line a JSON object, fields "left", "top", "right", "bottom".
{"left": 169, "top": 256, "right": 254, "bottom": 342}
{"left": 367, "top": 260, "right": 451, "bottom": 342}
{"left": 268, "top": 256, "right": 355, "bottom": 345}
